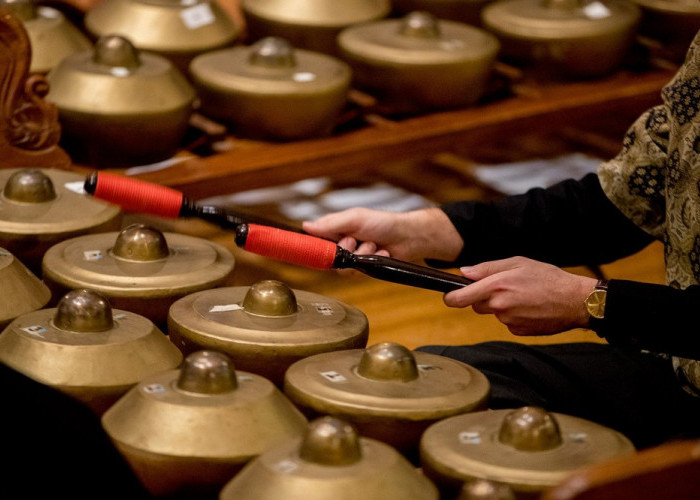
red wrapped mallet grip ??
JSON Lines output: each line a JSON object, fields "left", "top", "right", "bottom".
{"left": 90, "top": 172, "right": 184, "bottom": 218}
{"left": 242, "top": 224, "right": 338, "bottom": 270}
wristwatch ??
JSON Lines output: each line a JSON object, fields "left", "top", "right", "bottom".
{"left": 585, "top": 279, "right": 609, "bottom": 320}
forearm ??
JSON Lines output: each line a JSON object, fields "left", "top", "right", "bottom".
{"left": 434, "top": 173, "right": 655, "bottom": 268}
{"left": 594, "top": 280, "right": 700, "bottom": 360}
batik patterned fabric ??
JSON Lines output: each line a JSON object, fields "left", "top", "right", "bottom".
{"left": 598, "top": 30, "right": 700, "bottom": 394}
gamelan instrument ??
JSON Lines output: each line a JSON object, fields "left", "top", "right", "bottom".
{"left": 419, "top": 406, "right": 636, "bottom": 498}
{"left": 101, "top": 350, "right": 308, "bottom": 498}
{"left": 1, "top": 0, "right": 91, "bottom": 74}
{"left": 46, "top": 35, "right": 196, "bottom": 168}
{"left": 168, "top": 279, "right": 369, "bottom": 386}
{"left": 283, "top": 341, "right": 490, "bottom": 460}
{"left": 189, "top": 36, "right": 351, "bottom": 141}
{"left": 481, "top": 0, "right": 641, "bottom": 79}
{"left": 0, "top": 168, "right": 121, "bottom": 275}
{"left": 0, "top": 288, "right": 183, "bottom": 414}
{"left": 337, "top": 10, "right": 500, "bottom": 114}
{"left": 0, "top": 247, "right": 51, "bottom": 329}
{"left": 83, "top": 171, "right": 474, "bottom": 293}
{"left": 84, "top": 0, "right": 241, "bottom": 74}
{"left": 220, "top": 416, "right": 440, "bottom": 499}
{"left": 41, "top": 222, "right": 235, "bottom": 328}
{"left": 241, "top": 0, "right": 391, "bottom": 56}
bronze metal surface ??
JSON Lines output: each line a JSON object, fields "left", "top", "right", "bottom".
{"left": 84, "top": 0, "right": 240, "bottom": 73}
{"left": 0, "top": 247, "right": 50, "bottom": 329}
{"left": 167, "top": 279, "right": 369, "bottom": 386}
{"left": 45, "top": 35, "right": 196, "bottom": 167}
{"left": 481, "top": 0, "right": 641, "bottom": 79}
{"left": 631, "top": 0, "right": 700, "bottom": 62}
{"left": 458, "top": 479, "right": 516, "bottom": 500}
{"left": 283, "top": 342, "right": 490, "bottom": 455}
{"left": 0, "top": 168, "right": 122, "bottom": 274}
{"left": 41, "top": 224, "right": 235, "bottom": 326}
{"left": 241, "top": 0, "right": 391, "bottom": 55}
{"left": 391, "top": 0, "right": 497, "bottom": 26}
{"left": 220, "top": 416, "right": 440, "bottom": 499}
{"left": 0, "top": 288, "right": 183, "bottom": 414}
{"left": 101, "top": 350, "right": 308, "bottom": 498}
{"left": 1, "top": 0, "right": 91, "bottom": 74}
{"left": 190, "top": 36, "right": 352, "bottom": 140}
{"left": 419, "top": 407, "right": 636, "bottom": 497}
{"left": 337, "top": 11, "right": 500, "bottom": 113}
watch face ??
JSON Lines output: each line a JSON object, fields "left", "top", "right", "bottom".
{"left": 586, "top": 289, "right": 606, "bottom": 319}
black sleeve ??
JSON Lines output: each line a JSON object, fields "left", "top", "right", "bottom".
{"left": 432, "top": 173, "right": 655, "bottom": 268}
{"left": 432, "top": 174, "right": 700, "bottom": 360}
{"left": 595, "top": 280, "right": 700, "bottom": 361}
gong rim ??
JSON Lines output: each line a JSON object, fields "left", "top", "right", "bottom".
{"left": 101, "top": 366, "right": 308, "bottom": 457}
{"left": 189, "top": 41, "right": 352, "bottom": 95}
{"left": 241, "top": 0, "right": 391, "bottom": 28}
{"left": 481, "top": 0, "right": 641, "bottom": 40}
{"left": 85, "top": 0, "right": 240, "bottom": 52}
{"left": 283, "top": 347, "right": 490, "bottom": 419}
{"left": 338, "top": 15, "right": 500, "bottom": 66}
{"left": 419, "top": 408, "right": 636, "bottom": 491}
{"left": 0, "top": 305, "right": 182, "bottom": 387}
{"left": 0, "top": 168, "right": 121, "bottom": 236}
{"left": 41, "top": 230, "right": 235, "bottom": 297}
{"left": 0, "top": 248, "right": 51, "bottom": 327}
{"left": 220, "top": 422, "right": 440, "bottom": 499}
{"left": 168, "top": 285, "right": 369, "bottom": 351}
{"left": 22, "top": 5, "right": 92, "bottom": 74}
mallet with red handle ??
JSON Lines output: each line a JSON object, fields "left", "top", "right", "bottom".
{"left": 83, "top": 172, "right": 474, "bottom": 293}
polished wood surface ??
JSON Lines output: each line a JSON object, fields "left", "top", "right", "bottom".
{"left": 0, "top": 7, "right": 71, "bottom": 169}
{"left": 542, "top": 438, "right": 700, "bottom": 500}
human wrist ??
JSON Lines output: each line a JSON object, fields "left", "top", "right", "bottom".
{"left": 403, "top": 208, "right": 464, "bottom": 262}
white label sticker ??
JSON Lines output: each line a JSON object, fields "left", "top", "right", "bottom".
{"left": 21, "top": 325, "right": 46, "bottom": 335}
{"left": 110, "top": 67, "right": 131, "bottom": 78}
{"left": 417, "top": 364, "right": 440, "bottom": 372}
{"left": 320, "top": 370, "right": 347, "bottom": 383}
{"left": 583, "top": 1, "right": 611, "bottom": 19}
{"left": 293, "top": 72, "right": 316, "bottom": 83}
{"left": 143, "top": 383, "right": 165, "bottom": 394}
{"left": 83, "top": 250, "right": 103, "bottom": 261}
{"left": 312, "top": 303, "right": 334, "bottom": 316}
{"left": 569, "top": 432, "right": 589, "bottom": 443}
{"left": 64, "top": 181, "right": 86, "bottom": 194}
{"left": 209, "top": 304, "right": 243, "bottom": 312}
{"left": 273, "top": 460, "right": 299, "bottom": 474}
{"left": 180, "top": 3, "right": 215, "bottom": 30}
{"left": 458, "top": 431, "right": 482, "bottom": 444}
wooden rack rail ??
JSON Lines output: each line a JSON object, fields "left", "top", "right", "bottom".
{"left": 103, "top": 67, "right": 672, "bottom": 201}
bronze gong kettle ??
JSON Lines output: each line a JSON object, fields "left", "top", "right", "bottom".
{"left": 0, "top": 288, "right": 183, "bottom": 415}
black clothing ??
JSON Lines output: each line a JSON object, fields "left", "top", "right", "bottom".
{"left": 435, "top": 173, "right": 700, "bottom": 362}
{"left": 416, "top": 341, "right": 700, "bottom": 450}
{"left": 0, "top": 361, "right": 152, "bottom": 499}
{"left": 418, "top": 173, "right": 700, "bottom": 449}
{"left": 439, "top": 172, "right": 654, "bottom": 267}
